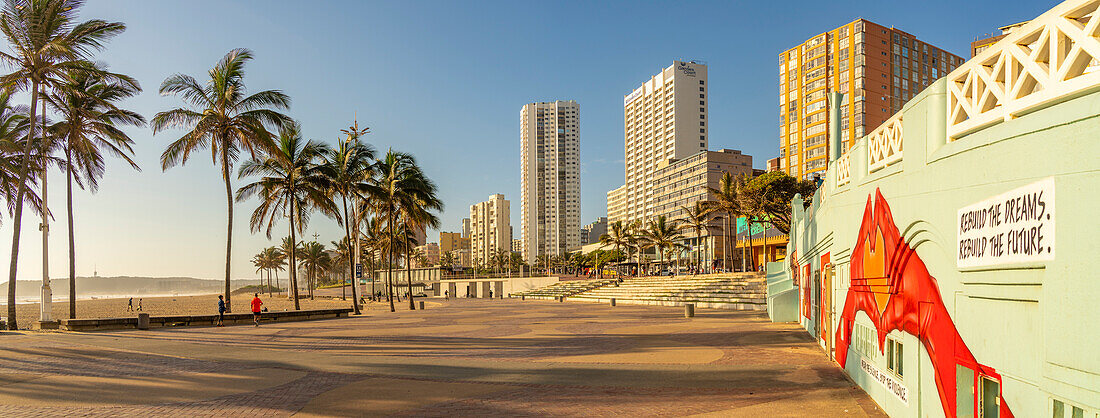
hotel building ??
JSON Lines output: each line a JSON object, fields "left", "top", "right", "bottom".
{"left": 609, "top": 60, "right": 709, "bottom": 224}
{"left": 779, "top": 19, "right": 964, "bottom": 179}
{"left": 469, "top": 194, "right": 512, "bottom": 267}
{"left": 520, "top": 101, "right": 581, "bottom": 263}
{"left": 579, "top": 217, "right": 608, "bottom": 246}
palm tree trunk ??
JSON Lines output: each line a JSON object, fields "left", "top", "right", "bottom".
{"left": 221, "top": 147, "right": 234, "bottom": 312}
{"left": 344, "top": 195, "right": 359, "bottom": 314}
{"left": 7, "top": 80, "right": 41, "bottom": 330}
{"left": 386, "top": 208, "right": 395, "bottom": 312}
{"left": 39, "top": 124, "right": 50, "bottom": 323}
{"left": 406, "top": 235, "right": 414, "bottom": 310}
{"left": 288, "top": 200, "right": 300, "bottom": 310}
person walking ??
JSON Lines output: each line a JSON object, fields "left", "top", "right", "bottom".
{"left": 137, "top": 298, "right": 143, "bottom": 311}
{"left": 127, "top": 298, "right": 133, "bottom": 312}
{"left": 216, "top": 295, "right": 226, "bottom": 327}
{"left": 251, "top": 293, "right": 264, "bottom": 326}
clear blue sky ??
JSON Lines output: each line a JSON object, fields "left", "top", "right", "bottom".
{"left": 0, "top": 0, "right": 1054, "bottom": 280}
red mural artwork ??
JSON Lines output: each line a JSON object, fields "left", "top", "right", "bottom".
{"left": 835, "top": 189, "right": 1013, "bottom": 417}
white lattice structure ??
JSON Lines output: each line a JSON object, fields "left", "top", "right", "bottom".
{"left": 836, "top": 152, "right": 851, "bottom": 186}
{"left": 948, "top": 0, "right": 1100, "bottom": 140}
{"left": 866, "top": 114, "right": 904, "bottom": 173}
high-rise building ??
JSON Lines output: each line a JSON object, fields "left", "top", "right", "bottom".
{"left": 609, "top": 60, "right": 708, "bottom": 224}
{"left": 606, "top": 185, "right": 628, "bottom": 224}
{"left": 512, "top": 239, "right": 522, "bottom": 253}
{"left": 580, "top": 217, "right": 608, "bottom": 246}
{"left": 461, "top": 218, "right": 471, "bottom": 239}
{"left": 469, "top": 194, "right": 511, "bottom": 267}
{"left": 412, "top": 243, "right": 439, "bottom": 268}
{"left": 779, "top": 19, "right": 964, "bottom": 179}
{"left": 439, "top": 232, "right": 470, "bottom": 255}
{"left": 971, "top": 22, "right": 1027, "bottom": 57}
{"left": 520, "top": 100, "right": 581, "bottom": 263}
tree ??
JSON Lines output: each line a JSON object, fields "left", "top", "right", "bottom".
{"left": 440, "top": 251, "right": 457, "bottom": 269}
{"left": 300, "top": 241, "right": 330, "bottom": 299}
{"left": 152, "top": 48, "right": 292, "bottom": 312}
{"left": 706, "top": 172, "right": 744, "bottom": 272}
{"left": 640, "top": 216, "right": 684, "bottom": 275}
{"left": 673, "top": 202, "right": 714, "bottom": 275}
{"left": 599, "top": 220, "right": 634, "bottom": 276}
{"left": 0, "top": 89, "right": 44, "bottom": 226}
{"left": 331, "top": 238, "right": 351, "bottom": 300}
{"left": 43, "top": 67, "right": 144, "bottom": 318}
{"left": 361, "top": 150, "right": 441, "bottom": 312}
{"left": 235, "top": 123, "right": 337, "bottom": 310}
{"left": 0, "top": 0, "right": 125, "bottom": 329}
{"left": 319, "top": 120, "right": 373, "bottom": 313}
{"left": 742, "top": 171, "right": 817, "bottom": 235}
{"left": 361, "top": 216, "right": 385, "bottom": 300}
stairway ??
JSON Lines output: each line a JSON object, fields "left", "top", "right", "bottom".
{"left": 567, "top": 273, "right": 767, "bottom": 311}
{"left": 511, "top": 278, "right": 617, "bottom": 300}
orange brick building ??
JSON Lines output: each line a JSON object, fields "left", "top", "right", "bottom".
{"left": 779, "top": 19, "right": 965, "bottom": 180}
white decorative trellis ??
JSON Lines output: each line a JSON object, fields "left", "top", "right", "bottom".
{"left": 867, "top": 114, "right": 903, "bottom": 173}
{"left": 947, "top": 0, "right": 1100, "bottom": 140}
{"left": 836, "top": 152, "right": 851, "bottom": 186}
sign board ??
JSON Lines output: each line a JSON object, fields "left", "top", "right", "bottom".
{"left": 355, "top": 263, "right": 362, "bottom": 278}
{"left": 861, "top": 358, "right": 909, "bottom": 405}
{"left": 957, "top": 178, "right": 1055, "bottom": 268}
{"left": 624, "top": 88, "right": 643, "bottom": 107}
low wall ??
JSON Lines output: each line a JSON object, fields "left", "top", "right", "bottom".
{"left": 58, "top": 308, "right": 352, "bottom": 331}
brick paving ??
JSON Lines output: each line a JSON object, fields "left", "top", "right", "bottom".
{"left": 0, "top": 298, "right": 885, "bottom": 416}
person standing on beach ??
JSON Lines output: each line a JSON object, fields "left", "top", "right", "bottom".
{"left": 137, "top": 298, "right": 143, "bottom": 311}
{"left": 216, "top": 295, "right": 226, "bottom": 327}
{"left": 250, "top": 293, "right": 263, "bottom": 326}
{"left": 127, "top": 298, "right": 133, "bottom": 312}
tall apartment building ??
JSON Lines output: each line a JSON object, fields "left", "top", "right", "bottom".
{"left": 412, "top": 243, "right": 439, "bottom": 268}
{"left": 779, "top": 19, "right": 964, "bottom": 179}
{"left": 520, "top": 100, "right": 581, "bottom": 263}
{"left": 439, "top": 232, "right": 470, "bottom": 256}
{"left": 607, "top": 60, "right": 709, "bottom": 224}
{"left": 606, "top": 185, "right": 627, "bottom": 224}
{"left": 461, "top": 218, "right": 470, "bottom": 239}
{"left": 579, "top": 217, "right": 608, "bottom": 246}
{"left": 469, "top": 194, "right": 512, "bottom": 267}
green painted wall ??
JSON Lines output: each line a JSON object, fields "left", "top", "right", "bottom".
{"left": 779, "top": 76, "right": 1100, "bottom": 417}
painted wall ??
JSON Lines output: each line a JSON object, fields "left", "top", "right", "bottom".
{"left": 782, "top": 60, "right": 1099, "bottom": 418}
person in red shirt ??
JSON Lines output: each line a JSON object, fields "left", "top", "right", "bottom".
{"left": 250, "top": 293, "right": 263, "bottom": 327}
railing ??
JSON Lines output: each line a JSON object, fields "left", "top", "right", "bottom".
{"left": 947, "top": 0, "right": 1100, "bottom": 140}
{"left": 836, "top": 152, "right": 851, "bottom": 186}
{"left": 867, "top": 113, "right": 904, "bottom": 173}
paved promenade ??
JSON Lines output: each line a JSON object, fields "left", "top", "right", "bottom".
{"left": 0, "top": 299, "right": 883, "bottom": 416}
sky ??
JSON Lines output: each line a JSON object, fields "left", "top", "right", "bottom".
{"left": 0, "top": 0, "right": 1054, "bottom": 281}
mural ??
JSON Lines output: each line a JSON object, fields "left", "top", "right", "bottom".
{"left": 834, "top": 189, "right": 1013, "bottom": 417}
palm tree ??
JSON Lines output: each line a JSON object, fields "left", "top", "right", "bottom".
{"left": 440, "top": 251, "right": 457, "bottom": 270}
{"left": 640, "top": 216, "right": 684, "bottom": 275}
{"left": 251, "top": 252, "right": 266, "bottom": 293}
{"left": 320, "top": 120, "right": 373, "bottom": 313}
{"left": 43, "top": 67, "right": 144, "bottom": 319}
{"left": 269, "top": 246, "right": 285, "bottom": 295}
{"left": 152, "top": 48, "right": 292, "bottom": 312}
{"left": 362, "top": 150, "right": 441, "bottom": 312}
{"left": 331, "top": 238, "right": 351, "bottom": 300}
{"left": 599, "top": 220, "right": 634, "bottom": 276}
{"left": 706, "top": 172, "right": 744, "bottom": 273}
{"left": 0, "top": 0, "right": 125, "bottom": 330}
{"left": 235, "top": 123, "right": 337, "bottom": 310}
{"left": 361, "top": 216, "right": 385, "bottom": 301}
{"left": 674, "top": 202, "right": 714, "bottom": 275}
{"left": 0, "top": 89, "right": 43, "bottom": 226}
{"left": 300, "top": 241, "right": 329, "bottom": 299}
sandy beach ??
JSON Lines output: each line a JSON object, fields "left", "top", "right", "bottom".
{"left": 1, "top": 292, "right": 394, "bottom": 329}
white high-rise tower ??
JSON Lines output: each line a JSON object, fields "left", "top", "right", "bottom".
{"left": 520, "top": 100, "right": 580, "bottom": 263}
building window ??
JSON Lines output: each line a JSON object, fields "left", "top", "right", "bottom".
{"left": 886, "top": 337, "right": 903, "bottom": 377}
